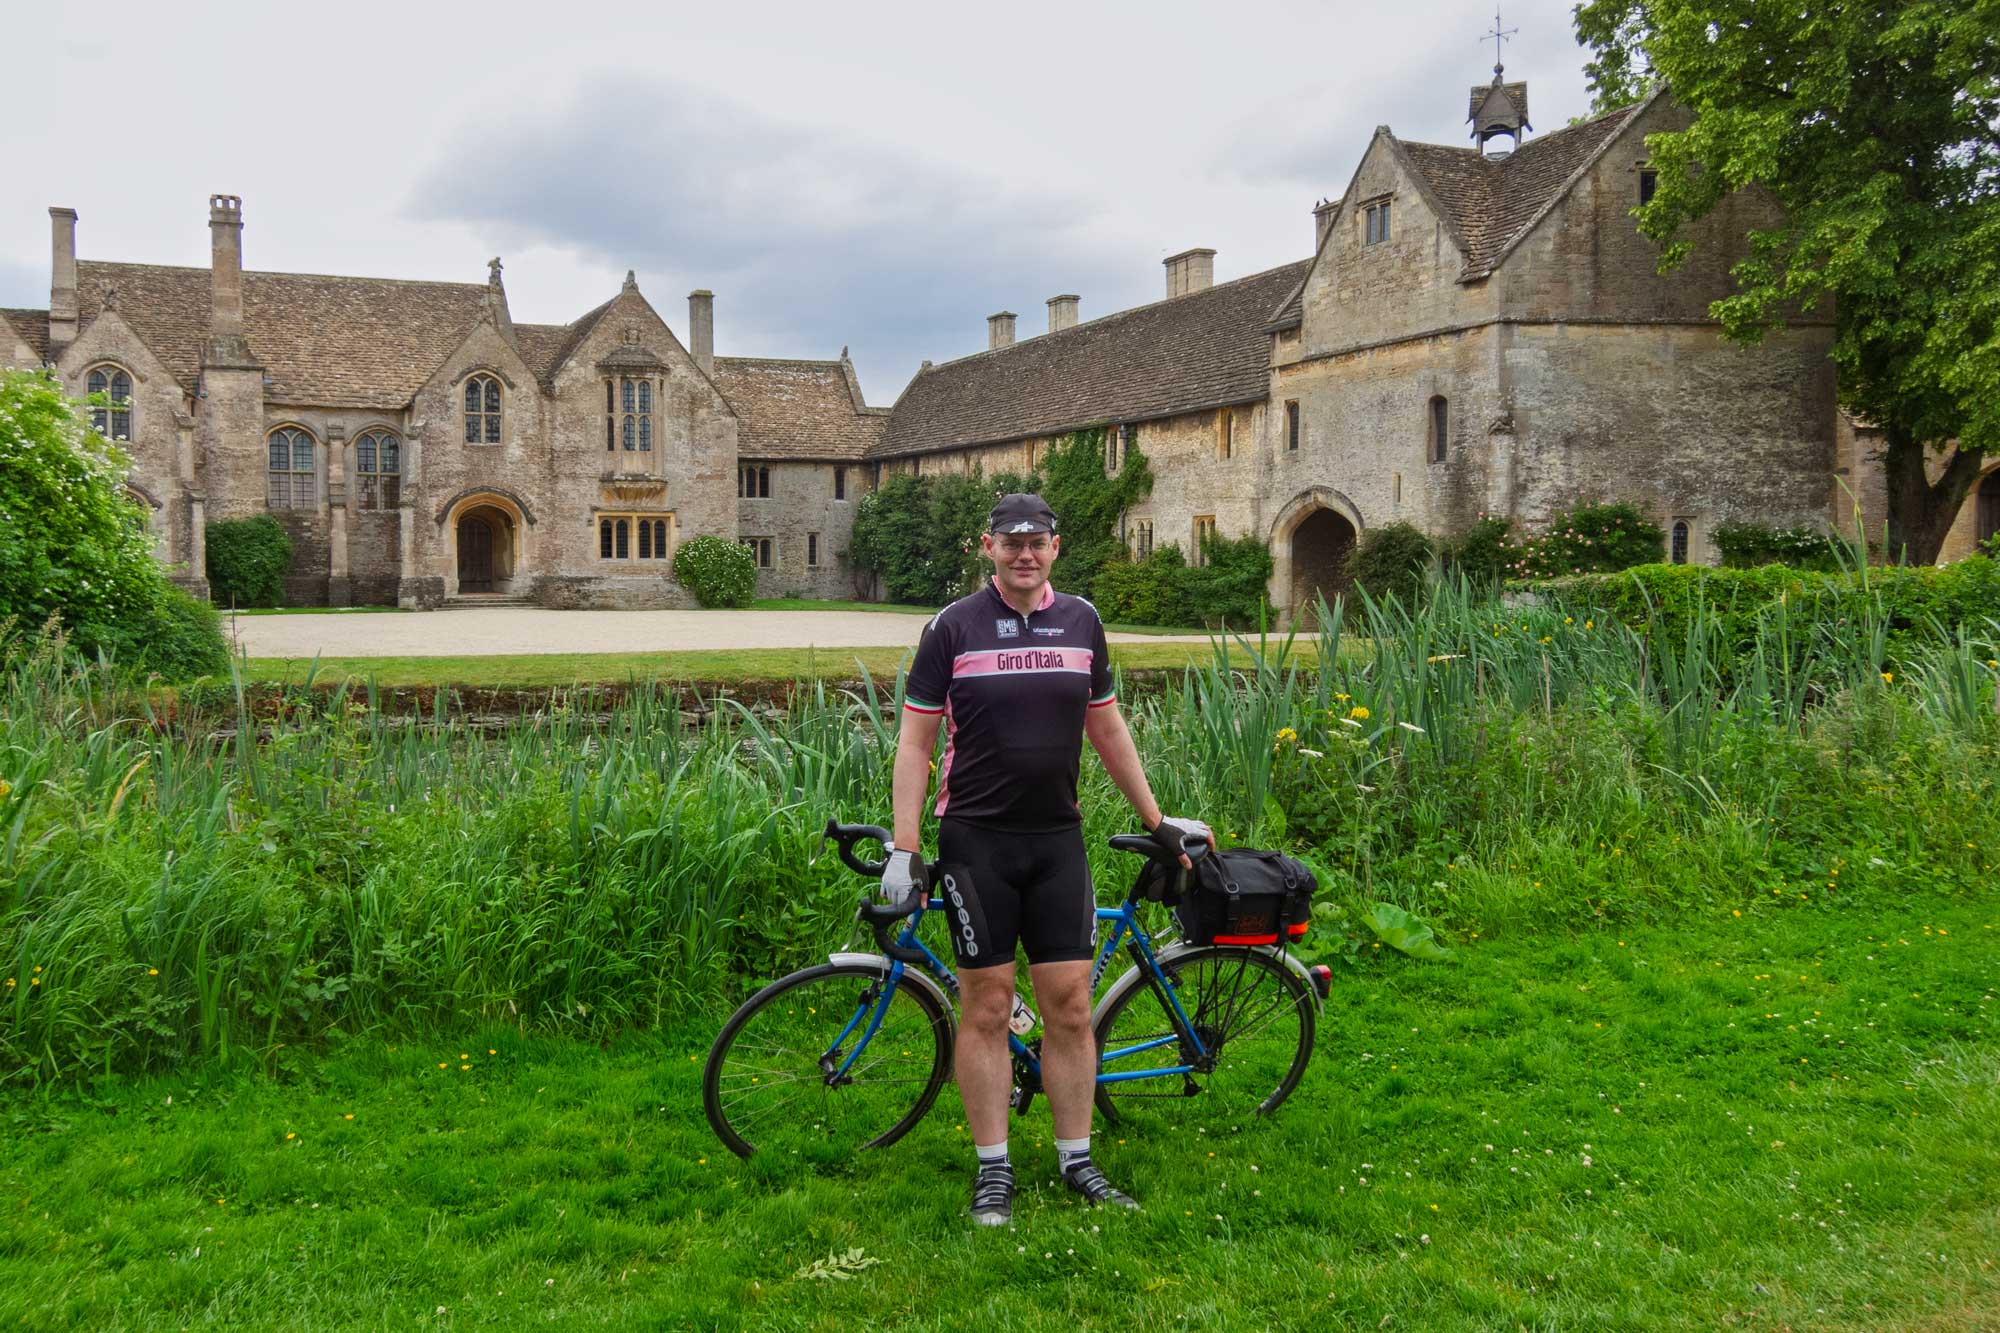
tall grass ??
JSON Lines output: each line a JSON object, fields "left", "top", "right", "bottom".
{"left": 2, "top": 577, "right": 1996, "bottom": 1087}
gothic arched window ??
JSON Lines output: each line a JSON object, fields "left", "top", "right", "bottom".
{"left": 268, "top": 426, "right": 316, "bottom": 509}
{"left": 86, "top": 365, "right": 133, "bottom": 440}
{"left": 1670, "top": 520, "right": 1691, "bottom": 565}
{"left": 464, "top": 374, "right": 502, "bottom": 444}
{"left": 355, "top": 430, "right": 401, "bottom": 510}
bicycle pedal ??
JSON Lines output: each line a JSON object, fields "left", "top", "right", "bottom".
{"left": 1008, "top": 1084, "right": 1035, "bottom": 1115}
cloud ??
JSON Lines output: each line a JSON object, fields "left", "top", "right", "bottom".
{"left": 0, "top": 254, "right": 44, "bottom": 312}
{"left": 406, "top": 78, "right": 1146, "bottom": 402}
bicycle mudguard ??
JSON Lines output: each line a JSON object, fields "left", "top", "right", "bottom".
{"left": 828, "top": 951, "right": 959, "bottom": 1037}
{"left": 1091, "top": 941, "right": 1324, "bottom": 1026}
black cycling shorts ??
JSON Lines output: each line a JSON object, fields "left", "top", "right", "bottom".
{"left": 935, "top": 818, "right": 1098, "bottom": 969}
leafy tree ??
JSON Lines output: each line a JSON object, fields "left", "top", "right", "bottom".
{"left": 206, "top": 514, "right": 292, "bottom": 607}
{"left": 1573, "top": 0, "right": 2000, "bottom": 563}
{"left": 1348, "top": 522, "right": 1436, "bottom": 607}
{"left": 850, "top": 468, "right": 1038, "bottom": 604}
{"left": 0, "top": 368, "right": 227, "bottom": 679}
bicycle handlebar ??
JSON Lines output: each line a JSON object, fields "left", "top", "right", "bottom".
{"left": 824, "top": 818, "right": 1208, "bottom": 968}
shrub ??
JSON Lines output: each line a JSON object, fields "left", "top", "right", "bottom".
{"left": 1348, "top": 522, "right": 1435, "bottom": 608}
{"left": 205, "top": 514, "right": 292, "bottom": 607}
{"left": 92, "top": 585, "right": 232, "bottom": 679}
{"left": 1712, "top": 521, "right": 1855, "bottom": 572}
{"left": 673, "top": 535, "right": 757, "bottom": 608}
{"left": 1094, "top": 534, "right": 1273, "bottom": 628}
{"left": 1509, "top": 502, "right": 1664, "bottom": 578}
{"left": 1446, "top": 516, "right": 1514, "bottom": 590}
{"left": 0, "top": 369, "right": 225, "bottom": 680}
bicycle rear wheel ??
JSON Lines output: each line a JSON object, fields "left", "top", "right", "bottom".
{"left": 702, "top": 961, "right": 953, "bottom": 1160}
{"left": 1092, "top": 946, "right": 1314, "bottom": 1127}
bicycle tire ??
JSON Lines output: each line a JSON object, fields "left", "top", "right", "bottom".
{"left": 702, "top": 960, "right": 954, "bottom": 1160}
{"left": 1092, "top": 945, "right": 1315, "bottom": 1126}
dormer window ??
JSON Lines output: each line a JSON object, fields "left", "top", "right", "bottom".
{"left": 1364, "top": 201, "right": 1392, "bottom": 246}
{"left": 464, "top": 374, "right": 502, "bottom": 444}
{"left": 86, "top": 366, "right": 132, "bottom": 440}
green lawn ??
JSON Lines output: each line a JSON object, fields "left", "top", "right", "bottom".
{"left": 231, "top": 639, "right": 1302, "bottom": 689}
{"left": 4, "top": 898, "right": 1992, "bottom": 1330}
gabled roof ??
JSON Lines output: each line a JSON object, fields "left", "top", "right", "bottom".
{"left": 1, "top": 308, "right": 49, "bottom": 364}
{"left": 713, "top": 356, "right": 886, "bottom": 461}
{"left": 1396, "top": 96, "right": 1649, "bottom": 280}
{"left": 71, "top": 261, "right": 492, "bottom": 407}
{"left": 513, "top": 296, "right": 616, "bottom": 392}
{"left": 877, "top": 260, "right": 1310, "bottom": 458}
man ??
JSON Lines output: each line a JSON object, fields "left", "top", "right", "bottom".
{"left": 882, "top": 492, "right": 1210, "bottom": 1227}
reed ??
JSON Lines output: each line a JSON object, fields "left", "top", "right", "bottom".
{"left": 2, "top": 577, "right": 1995, "bottom": 1086}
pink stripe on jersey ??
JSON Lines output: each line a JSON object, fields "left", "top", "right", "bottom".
{"left": 933, "top": 697, "right": 956, "bottom": 816}
{"left": 951, "top": 647, "right": 1094, "bottom": 679}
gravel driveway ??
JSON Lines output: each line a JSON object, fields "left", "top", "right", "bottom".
{"left": 228, "top": 608, "right": 1205, "bottom": 658}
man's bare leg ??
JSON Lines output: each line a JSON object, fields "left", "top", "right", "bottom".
{"left": 1027, "top": 959, "right": 1096, "bottom": 1138}
{"left": 955, "top": 962, "right": 1016, "bottom": 1146}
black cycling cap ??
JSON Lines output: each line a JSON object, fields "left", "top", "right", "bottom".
{"left": 988, "top": 493, "right": 1058, "bottom": 535}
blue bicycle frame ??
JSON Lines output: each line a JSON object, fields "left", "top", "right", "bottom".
{"left": 827, "top": 894, "right": 1207, "bottom": 1086}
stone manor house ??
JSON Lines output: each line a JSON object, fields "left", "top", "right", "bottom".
{"left": 7, "top": 67, "right": 1997, "bottom": 615}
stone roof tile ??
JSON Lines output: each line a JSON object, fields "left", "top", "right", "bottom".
{"left": 877, "top": 260, "right": 1310, "bottom": 458}
{"left": 712, "top": 356, "right": 884, "bottom": 460}
{"left": 1, "top": 308, "right": 49, "bottom": 364}
{"left": 1396, "top": 100, "right": 1643, "bottom": 280}
{"left": 73, "top": 261, "right": 492, "bottom": 408}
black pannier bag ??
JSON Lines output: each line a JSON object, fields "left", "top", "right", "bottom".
{"left": 1136, "top": 849, "right": 1317, "bottom": 947}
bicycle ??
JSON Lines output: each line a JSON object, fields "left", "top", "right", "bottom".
{"left": 701, "top": 819, "right": 1329, "bottom": 1160}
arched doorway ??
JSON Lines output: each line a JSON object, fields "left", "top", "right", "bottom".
{"left": 1979, "top": 470, "right": 2000, "bottom": 548}
{"left": 1269, "top": 487, "right": 1363, "bottom": 625}
{"left": 1290, "top": 508, "right": 1357, "bottom": 622}
{"left": 455, "top": 504, "right": 517, "bottom": 594}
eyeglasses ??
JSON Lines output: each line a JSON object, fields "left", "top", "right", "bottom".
{"left": 995, "top": 536, "right": 1053, "bottom": 556}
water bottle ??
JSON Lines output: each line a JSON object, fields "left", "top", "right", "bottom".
{"left": 1008, "top": 992, "right": 1037, "bottom": 1036}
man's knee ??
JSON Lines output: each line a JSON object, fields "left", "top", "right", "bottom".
{"left": 959, "top": 967, "right": 1015, "bottom": 1033}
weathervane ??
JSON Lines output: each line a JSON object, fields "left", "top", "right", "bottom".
{"left": 1482, "top": 4, "right": 1517, "bottom": 75}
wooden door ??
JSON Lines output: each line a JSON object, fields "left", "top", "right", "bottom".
{"left": 458, "top": 517, "right": 493, "bottom": 592}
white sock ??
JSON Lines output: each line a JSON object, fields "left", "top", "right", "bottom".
{"left": 975, "top": 1140, "right": 1010, "bottom": 1169}
{"left": 1055, "top": 1136, "right": 1091, "bottom": 1172}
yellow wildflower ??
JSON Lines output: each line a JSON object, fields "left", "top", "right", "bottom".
{"left": 147, "top": 968, "right": 159, "bottom": 976}
{"left": 1275, "top": 727, "right": 1298, "bottom": 744}
{"left": 1584, "top": 619, "right": 1594, "bottom": 629}
{"left": 1349, "top": 706, "right": 1370, "bottom": 721}
{"left": 1880, "top": 671, "right": 1894, "bottom": 685}
{"left": 0, "top": 780, "right": 9, "bottom": 799}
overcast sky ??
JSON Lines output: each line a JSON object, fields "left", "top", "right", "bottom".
{"left": 1, "top": 0, "right": 1593, "bottom": 402}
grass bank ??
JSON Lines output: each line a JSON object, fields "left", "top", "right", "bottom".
{"left": 231, "top": 638, "right": 1254, "bottom": 689}
{"left": 2, "top": 900, "right": 1992, "bottom": 1330}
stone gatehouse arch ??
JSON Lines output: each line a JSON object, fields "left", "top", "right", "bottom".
{"left": 440, "top": 490, "right": 532, "bottom": 597}
{"left": 1268, "top": 486, "right": 1363, "bottom": 623}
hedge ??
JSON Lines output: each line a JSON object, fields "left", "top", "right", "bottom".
{"left": 1523, "top": 559, "right": 2000, "bottom": 665}
{"left": 673, "top": 535, "right": 757, "bottom": 608}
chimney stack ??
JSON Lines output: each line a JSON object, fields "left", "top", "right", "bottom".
{"left": 1046, "top": 294, "right": 1079, "bottom": 334}
{"left": 987, "top": 311, "right": 1017, "bottom": 350}
{"left": 688, "top": 289, "right": 714, "bottom": 373}
{"left": 208, "top": 195, "right": 246, "bottom": 338}
{"left": 1314, "top": 199, "right": 1339, "bottom": 249}
{"left": 48, "top": 207, "right": 78, "bottom": 355}
{"left": 1163, "top": 248, "right": 1216, "bottom": 298}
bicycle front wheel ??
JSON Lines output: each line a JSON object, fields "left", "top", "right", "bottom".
{"left": 1093, "top": 946, "right": 1315, "bottom": 1127}
{"left": 702, "top": 961, "right": 954, "bottom": 1160}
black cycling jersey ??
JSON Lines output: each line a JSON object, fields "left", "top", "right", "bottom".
{"left": 903, "top": 579, "right": 1116, "bottom": 832}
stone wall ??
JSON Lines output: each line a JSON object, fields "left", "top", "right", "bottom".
{"left": 1121, "top": 404, "right": 1269, "bottom": 555}
{"left": 743, "top": 459, "right": 872, "bottom": 599}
